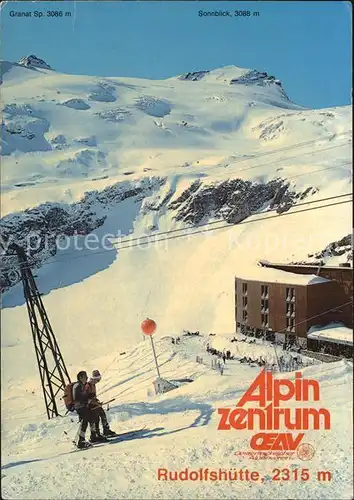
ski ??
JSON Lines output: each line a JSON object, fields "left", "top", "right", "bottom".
{"left": 72, "top": 426, "right": 147, "bottom": 450}
{"left": 72, "top": 440, "right": 93, "bottom": 450}
{"left": 106, "top": 426, "right": 147, "bottom": 439}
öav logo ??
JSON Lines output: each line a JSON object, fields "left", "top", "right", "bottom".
{"left": 217, "top": 369, "right": 330, "bottom": 452}
{"left": 297, "top": 443, "right": 316, "bottom": 460}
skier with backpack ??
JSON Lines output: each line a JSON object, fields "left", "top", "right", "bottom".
{"left": 86, "top": 369, "right": 117, "bottom": 437}
{"left": 63, "top": 371, "right": 108, "bottom": 449}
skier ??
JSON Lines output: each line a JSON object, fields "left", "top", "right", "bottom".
{"left": 73, "top": 371, "right": 107, "bottom": 448}
{"left": 222, "top": 354, "right": 226, "bottom": 364}
{"left": 86, "top": 370, "right": 117, "bottom": 437}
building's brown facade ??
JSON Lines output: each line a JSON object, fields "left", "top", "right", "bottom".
{"left": 260, "top": 262, "right": 353, "bottom": 328}
{"left": 235, "top": 264, "right": 353, "bottom": 346}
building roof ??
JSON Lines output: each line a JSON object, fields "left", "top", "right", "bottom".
{"left": 259, "top": 260, "right": 352, "bottom": 272}
{"left": 307, "top": 323, "right": 353, "bottom": 346}
{"left": 235, "top": 265, "right": 331, "bottom": 286}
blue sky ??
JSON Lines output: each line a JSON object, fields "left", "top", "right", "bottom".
{"left": 1, "top": 1, "right": 352, "bottom": 108}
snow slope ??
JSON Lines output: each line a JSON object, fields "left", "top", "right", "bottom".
{"left": 1, "top": 57, "right": 352, "bottom": 498}
{"left": 0, "top": 61, "right": 351, "bottom": 214}
{"left": 1, "top": 336, "right": 353, "bottom": 499}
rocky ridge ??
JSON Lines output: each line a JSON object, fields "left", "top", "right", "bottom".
{"left": 292, "top": 235, "right": 353, "bottom": 266}
{"left": 18, "top": 55, "right": 53, "bottom": 71}
{"left": 1, "top": 176, "right": 323, "bottom": 291}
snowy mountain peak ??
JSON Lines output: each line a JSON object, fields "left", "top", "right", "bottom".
{"left": 179, "top": 70, "right": 210, "bottom": 81}
{"left": 177, "top": 65, "right": 287, "bottom": 94}
{"left": 230, "top": 68, "right": 282, "bottom": 86}
{"left": 229, "top": 68, "right": 289, "bottom": 99}
{"left": 18, "top": 54, "right": 53, "bottom": 70}
{"left": 178, "top": 65, "right": 249, "bottom": 82}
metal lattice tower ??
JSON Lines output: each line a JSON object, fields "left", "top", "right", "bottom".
{"left": 9, "top": 244, "right": 71, "bottom": 419}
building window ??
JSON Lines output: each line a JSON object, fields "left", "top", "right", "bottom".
{"left": 261, "top": 314, "right": 269, "bottom": 328}
{"left": 286, "top": 302, "right": 296, "bottom": 317}
{"left": 286, "top": 296, "right": 296, "bottom": 332}
{"left": 261, "top": 299, "right": 269, "bottom": 313}
{"left": 241, "top": 284, "right": 248, "bottom": 324}
{"left": 286, "top": 316, "right": 295, "bottom": 333}
{"left": 286, "top": 287, "right": 295, "bottom": 302}
{"left": 260, "top": 284, "right": 270, "bottom": 327}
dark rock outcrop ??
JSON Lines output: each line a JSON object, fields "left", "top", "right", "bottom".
{"left": 167, "top": 178, "right": 311, "bottom": 225}
{"left": 0, "top": 177, "right": 165, "bottom": 291}
{"left": 18, "top": 55, "right": 53, "bottom": 71}
{"left": 230, "top": 70, "right": 289, "bottom": 100}
{"left": 270, "top": 185, "right": 319, "bottom": 214}
{"left": 292, "top": 234, "right": 352, "bottom": 266}
{"left": 310, "top": 235, "right": 352, "bottom": 260}
{"left": 0, "top": 205, "right": 106, "bottom": 291}
{"left": 230, "top": 70, "right": 281, "bottom": 88}
{"left": 179, "top": 71, "right": 210, "bottom": 81}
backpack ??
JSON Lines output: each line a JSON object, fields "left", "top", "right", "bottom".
{"left": 63, "top": 382, "right": 76, "bottom": 411}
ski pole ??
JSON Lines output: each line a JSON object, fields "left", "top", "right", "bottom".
{"left": 102, "top": 398, "right": 116, "bottom": 405}
{"left": 91, "top": 398, "right": 116, "bottom": 409}
{"left": 73, "top": 423, "right": 81, "bottom": 445}
{"left": 63, "top": 417, "right": 80, "bottom": 436}
{"left": 63, "top": 420, "right": 81, "bottom": 444}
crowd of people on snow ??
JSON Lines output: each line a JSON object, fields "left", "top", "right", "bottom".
{"left": 205, "top": 336, "right": 315, "bottom": 373}
{"left": 314, "top": 341, "right": 352, "bottom": 358}
{"left": 207, "top": 345, "right": 277, "bottom": 369}
{"left": 206, "top": 344, "right": 233, "bottom": 363}
{"left": 183, "top": 330, "right": 200, "bottom": 336}
{"left": 239, "top": 356, "right": 274, "bottom": 368}
{"left": 64, "top": 369, "right": 118, "bottom": 449}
